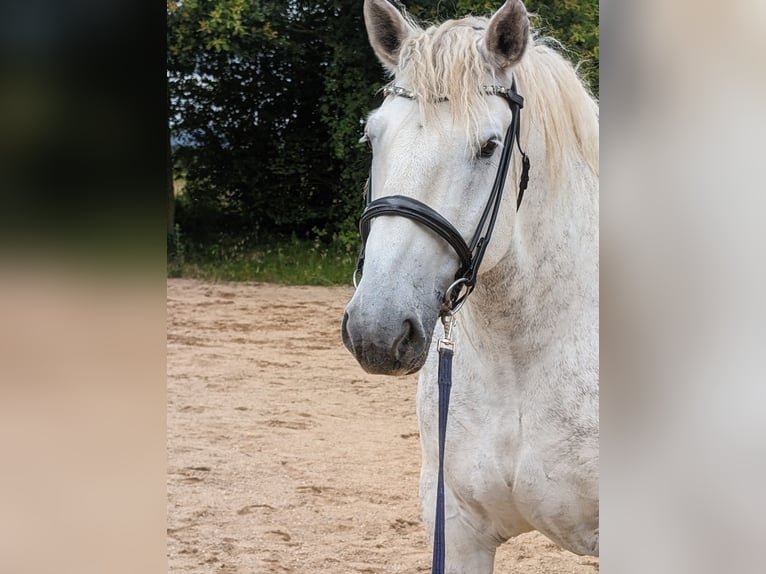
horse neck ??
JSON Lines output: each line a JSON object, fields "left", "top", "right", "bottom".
{"left": 462, "top": 160, "right": 598, "bottom": 366}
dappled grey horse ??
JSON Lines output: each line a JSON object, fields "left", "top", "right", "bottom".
{"left": 342, "top": 1, "right": 599, "bottom": 571}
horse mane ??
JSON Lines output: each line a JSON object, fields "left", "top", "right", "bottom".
{"left": 515, "top": 38, "right": 600, "bottom": 179}
{"left": 393, "top": 17, "right": 599, "bottom": 182}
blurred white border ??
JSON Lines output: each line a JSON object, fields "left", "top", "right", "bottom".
{"left": 602, "top": 0, "right": 766, "bottom": 571}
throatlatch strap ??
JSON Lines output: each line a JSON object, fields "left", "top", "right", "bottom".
{"left": 432, "top": 345, "right": 454, "bottom": 574}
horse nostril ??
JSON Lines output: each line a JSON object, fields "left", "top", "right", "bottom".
{"left": 342, "top": 305, "right": 431, "bottom": 375}
{"left": 394, "top": 319, "right": 419, "bottom": 360}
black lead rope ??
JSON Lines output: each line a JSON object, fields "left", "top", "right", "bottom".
{"left": 432, "top": 315, "right": 455, "bottom": 574}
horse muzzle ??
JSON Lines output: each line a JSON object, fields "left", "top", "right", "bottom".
{"left": 341, "top": 305, "right": 432, "bottom": 376}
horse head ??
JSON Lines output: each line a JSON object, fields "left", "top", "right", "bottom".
{"left": 342, "top": 0, "right": 530, "bottom": 375}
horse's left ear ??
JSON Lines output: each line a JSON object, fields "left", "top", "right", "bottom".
{"left": 485, "top": 0, "right": 530, "bottom": 69}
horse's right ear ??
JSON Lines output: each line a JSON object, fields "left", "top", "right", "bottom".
{"left": 485, "top": 0, "right": 529, "bottom": 69}
{"left": 363, "top": 0, "right": 410, "bottom": 71}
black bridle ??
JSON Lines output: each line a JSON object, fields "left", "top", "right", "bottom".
{"left": 353, "top": 77, "right": 530, "bottom": 314}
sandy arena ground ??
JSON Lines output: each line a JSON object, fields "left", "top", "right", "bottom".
{"left": 167, "top": 278, "right": 599, "bottom": 573}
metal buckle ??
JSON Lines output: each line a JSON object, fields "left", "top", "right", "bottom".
{"left": 442, "top": 277, "right": 472, "bottom": 316}
{"left": 437, "top": 314, "right": 456, "bottom": 352}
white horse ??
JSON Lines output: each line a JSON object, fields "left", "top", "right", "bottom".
{"left": 342, "top": 1, "right": 599, "bottom": 571}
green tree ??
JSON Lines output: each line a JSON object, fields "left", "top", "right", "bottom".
{"left": 524, "top": 0, "right": 598, "bottom": 96}
{"left": 168, "top": 0, "right": 350, "bottom": 244}
{"left": 167, "top": 0, "right": 598, "bottom": 253}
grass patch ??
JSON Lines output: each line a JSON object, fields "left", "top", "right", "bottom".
{"left": 168, "top": 234, "right": 358, "bottom": 286}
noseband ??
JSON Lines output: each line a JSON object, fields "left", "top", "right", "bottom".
{"left": 353, "top": 77, "right": 530, "bottom": 315}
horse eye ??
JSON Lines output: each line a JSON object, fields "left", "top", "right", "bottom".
{"left": 478, "top": 140, "right": 498, "bottom": 159}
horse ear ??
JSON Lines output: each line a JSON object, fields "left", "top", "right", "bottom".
{"left": 363, "top": 0, "right": 410, "bottom": 71}
{"left": 485, "top": 0, "right": 530, "bottom": 69}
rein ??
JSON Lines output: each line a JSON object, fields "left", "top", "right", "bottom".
{"left": 353, "top": 78, "right": 529, "bottom": 574}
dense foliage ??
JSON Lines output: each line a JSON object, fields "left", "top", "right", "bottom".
{"left": 168, "top": 0, "right": 598, "bottom": 250}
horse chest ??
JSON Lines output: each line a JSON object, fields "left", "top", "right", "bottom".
{"left": 417, "top": 338, "right": 595, "bottom": 539}
{"left": 417, "top": 354, "right": 534, "bottom": 531}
